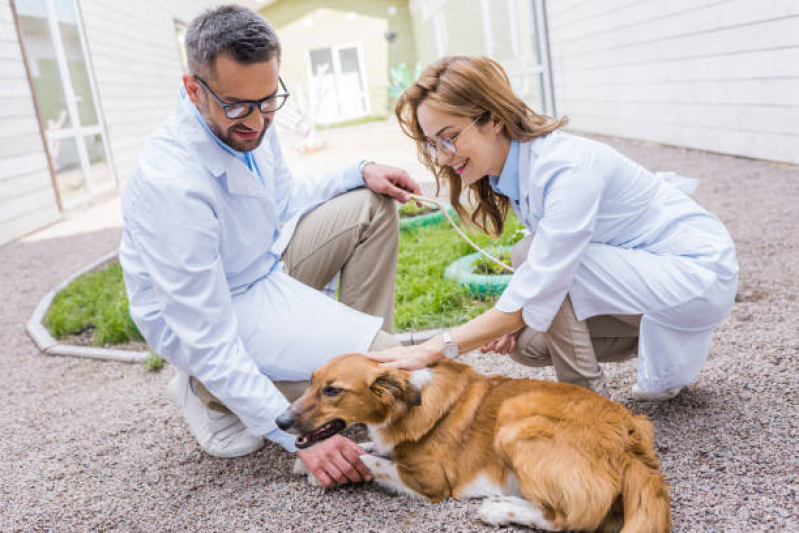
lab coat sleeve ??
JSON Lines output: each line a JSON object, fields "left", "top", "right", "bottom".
{"left": 123, "top": 177, "right": 290, "bottom": 437}
{"left": 269, "top": 127, "right": 364, "bottom": 227}
{"left": 495, "top": 164, "right": 603, "bottom": 331}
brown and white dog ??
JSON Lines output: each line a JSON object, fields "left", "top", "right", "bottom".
{"left": 276, "top": 354, "right": 671, "bottom": 532}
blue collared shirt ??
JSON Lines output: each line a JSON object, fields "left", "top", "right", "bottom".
{"left": 488, "top": 139, "right": 521, "bottom": 209}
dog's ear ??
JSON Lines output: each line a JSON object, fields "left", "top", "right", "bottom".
{"left": 370, "top": 371, "right": 422, "bottom": 407}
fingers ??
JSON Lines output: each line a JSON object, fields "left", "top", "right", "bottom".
{"left": 365, "top": 351, "right": 393, "bottom": 363}
{"left": 378, "top": 359, "right": 422, "bottom": 370}
{"left": 339, "top": 441, "right": 372, "bottom": 482}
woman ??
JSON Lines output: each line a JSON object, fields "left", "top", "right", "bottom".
{"left": 370, "top": 56, "right": 738, "bottom": 401}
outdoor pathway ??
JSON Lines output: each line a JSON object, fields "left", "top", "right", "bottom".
{"left": 1, "top": 126, "right": 797, "bottom": 531}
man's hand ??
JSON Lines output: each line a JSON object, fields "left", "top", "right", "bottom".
{"left": 480, "top": 330, "right": 521, "bottom": 355}
{"left": 362, "top": 163, "right": 421, "bottom": 203}
{"left": 295, "top": 434, "right": 372, "bottom": 489}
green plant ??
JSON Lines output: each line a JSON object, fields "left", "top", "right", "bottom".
{"left": 472, "top": 248, "right": 513, "bottom": 275}
{"left": 388, "top": 62, "right": 422, "bottom": 99}
{"left": 398, "top": 202, "right": 435, "bottom": 217}
{"left": 142, "top": 351, "right": 166, "bottom": 372}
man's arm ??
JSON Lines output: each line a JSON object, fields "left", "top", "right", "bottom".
{"left": 267, "top": 128, "right": 421, "bottom": 231}
{"left": 121, "top": 177, "right": 290, "bottom": 438}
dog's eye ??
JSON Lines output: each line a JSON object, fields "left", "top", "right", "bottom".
{"left": 322, "top": 385, "right": 342, "bottom": 397}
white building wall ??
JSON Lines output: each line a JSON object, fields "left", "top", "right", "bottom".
{"left": 78, "top": 0, "right": 217, "bottom": 186}
{"left": 546, "top": 0, "right": 799, "bottom": 164}
{"left": 0, "top": 0, "right": 62, "bottom": 246}
{"left": 0, "top": 0, "right": 216, "bottom": 246}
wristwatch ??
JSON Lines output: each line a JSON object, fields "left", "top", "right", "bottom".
{"left": 442, "top": 329, "right": 460, "bottom": 359}
{"left": 358, "top": 159, "right": 375, "bottom": 177}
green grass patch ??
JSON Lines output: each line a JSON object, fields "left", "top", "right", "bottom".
{"left": 394, "top": 211, "right": 524, "bottom": 331}
{"left": 44, "top": 211, "right": 526, "bottom": 346}
{"left": 46, "top": 262, "right": 143, "bottom": 346}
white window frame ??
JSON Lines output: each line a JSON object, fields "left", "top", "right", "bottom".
{"left": 32, "top": 0, "right": 116, "bottom": 206}
{"left": 305, "top": 42, "right": 371, "bottom": 125}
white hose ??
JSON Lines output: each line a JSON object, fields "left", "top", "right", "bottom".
{"left": 408, "top": 194, "right": 515, "bottom": 273}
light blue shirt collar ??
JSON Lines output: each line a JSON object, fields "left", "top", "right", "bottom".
{"left": 179, "top": 85, "right": 260, "bottom": 177}
{"left": 489, "top": 139, "right": 520, "bottom": 203}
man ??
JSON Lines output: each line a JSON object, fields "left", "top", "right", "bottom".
{"left": 119, "top": 5, "right": 419, "bottom": 488}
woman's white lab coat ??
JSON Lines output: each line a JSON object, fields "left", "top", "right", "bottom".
{"left": 494, "top": 131, "right": 738, "bottom": 392}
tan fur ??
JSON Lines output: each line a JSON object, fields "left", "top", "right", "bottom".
{"left": 286, "top": 354, "right": 671, "bottom": 532}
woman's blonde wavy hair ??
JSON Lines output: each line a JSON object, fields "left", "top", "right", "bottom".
{"left": 395, "top": 56, "right": 567, "bottom": 237}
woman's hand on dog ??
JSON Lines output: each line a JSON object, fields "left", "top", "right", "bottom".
{"left": 367, "top": 344, "right": 441, "bottom": 370}
{"left": 296, "top": 435, "right": 373, "bottom": 488}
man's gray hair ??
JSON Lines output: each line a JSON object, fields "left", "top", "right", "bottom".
{"left": 185, "top": 5, "right": 281, "bottom": 79}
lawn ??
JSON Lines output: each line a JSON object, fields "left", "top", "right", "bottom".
{"left": 46, "top": 210, "right": 525, "bottom": 350}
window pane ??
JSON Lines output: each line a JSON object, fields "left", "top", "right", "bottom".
{"left": 54, "top": 0, "right": 99, "bottom": 127}
{"left": 309, "top": 48, "right": 340, "bottom": 123}
{"left": 52, "top": 136, "right": 83, "bottom": 203}
{"left": 85, "top": 133, "right": 113, "bottom": 190}
{"left": 16, "top": 0, "right": 72, "bottom": 129}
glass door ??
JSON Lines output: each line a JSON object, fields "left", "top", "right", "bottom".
{"left": 15, "top": 0, "right": 115, "bottom": 209}
{"left": 481, "top": 0, "right": 555, "bottom": 116}
{"left": 307, "top": 43, "right": 370, "bottom": 125}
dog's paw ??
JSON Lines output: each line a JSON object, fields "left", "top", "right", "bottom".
{"left": 478, "top": 497, "right": 552, "bottom": 529}
{"left": 292, "top": 458, "right": 323, "bottom": 488}
{"left": 292, "top": 457, "right": 308, "bottom": 476}
{"left": 478, "top": 498, "right": 520, "bottom": 526}
{"left": 358, "top": 441, "right": 374, "bottom": 453}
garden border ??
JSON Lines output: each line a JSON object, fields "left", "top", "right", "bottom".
{"left": 27, "top": 252, "right": 440, "bottom": 365}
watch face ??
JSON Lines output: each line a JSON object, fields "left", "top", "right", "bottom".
{"left": 443, "top": 343, "right": 458, "bottom": 359}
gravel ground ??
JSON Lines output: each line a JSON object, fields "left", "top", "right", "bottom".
{"left": 1, "top": 135, "right": 797, "bottom": 532}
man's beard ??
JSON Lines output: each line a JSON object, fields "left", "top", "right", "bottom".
{"left": 199, "top": 102, "right": 270, "bottom": 152}
{"left": 211, "top": 121, "right": 269, "bottom": 152}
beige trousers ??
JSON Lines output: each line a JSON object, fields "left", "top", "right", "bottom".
{"left": 509, "top": 235, "right": 641, "bottom": 393}
{"left": 195, "top": 188, "right": 401, "bottom": 410}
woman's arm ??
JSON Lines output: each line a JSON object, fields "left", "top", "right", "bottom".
{"left": 367, "top": 307, "right": 525, "bottom": 370}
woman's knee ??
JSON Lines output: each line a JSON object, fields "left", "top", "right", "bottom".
{"left": 509, "top": 328, "right": 551, "bottom": 367}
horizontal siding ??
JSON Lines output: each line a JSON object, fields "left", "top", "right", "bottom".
{"left": 547, "top": 0, "right": 799, "bottom": 164}
{"left": 78, "top": 0, "right": 218, "bottom": 184}
{"left": 0, "top": 0, "right": 60, "bottom": 246}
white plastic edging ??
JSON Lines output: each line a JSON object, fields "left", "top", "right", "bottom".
{"left": 26, "top": 250, "right": 149, "bottom": 364}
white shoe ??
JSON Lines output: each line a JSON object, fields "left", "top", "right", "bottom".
{"left": 631, "top": 384, "right": 683, "bottom": 402}
{"left": 167, "top": 373, "right": 265, "bottom": 458}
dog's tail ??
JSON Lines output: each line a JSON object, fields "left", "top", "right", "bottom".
{"left": 619, "top": 415, "right": 672, "bottom": 533}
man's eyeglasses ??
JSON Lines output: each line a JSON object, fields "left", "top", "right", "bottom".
{"left": 422, "top": 115, "right": 482, "bottom": 159}
{"left": 193, "top": 74, "right": 290, "bottom": 119}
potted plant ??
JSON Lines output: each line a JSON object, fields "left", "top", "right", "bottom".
{"left": 443, "top": 245, "right": 514, "bottom": 297}
{"left": 398, "top": 201, "right": 457, "bottom": 232}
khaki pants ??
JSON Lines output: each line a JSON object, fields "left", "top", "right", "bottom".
{"left": 195, "top": 188, "right": 401, "bottom": 411}
{"left": 509, "top": 236, "right": 641, "bottom": 393}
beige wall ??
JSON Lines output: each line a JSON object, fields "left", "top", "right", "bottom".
{"left": 0, "top": 0, "right": 62, "bottom": 247}
{"left": 261, "top": 0, "right": 416, "bottom": 119}
{"left": 546, "top": 0, "right": 799, "bottom": 164}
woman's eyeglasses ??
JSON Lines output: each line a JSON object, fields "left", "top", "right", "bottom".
{"left": 422, "top": 115, "right": 481, "bottom": 159}
{"left": 193, "top": 74, "right": 290, "bottom": 119}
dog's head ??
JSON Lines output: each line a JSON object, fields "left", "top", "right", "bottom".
{"left": 275, "top": 353, "right": 422, "bottom": 449}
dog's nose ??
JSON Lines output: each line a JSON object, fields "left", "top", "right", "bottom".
{"left": 275, "top": 410, "right": 294, "bottom": 431}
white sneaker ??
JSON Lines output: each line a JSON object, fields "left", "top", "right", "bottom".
{"left": 631, "top": 384, "right": 683, "bottom": 402}
{"left": 167, "top": 373, "right": 265, "bottom": 458}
